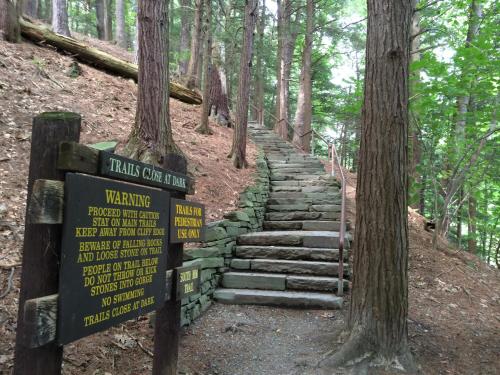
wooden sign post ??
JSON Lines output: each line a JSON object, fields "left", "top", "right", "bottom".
{"left": 14, "top": 112, "right": 81, "bottom": 375}
{"left": 13, "top": 113, "right": 203, "bottom": 375}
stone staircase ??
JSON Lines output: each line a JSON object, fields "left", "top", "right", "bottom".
{"left": 214, "top": 124, "right": 350, "bottom": 309}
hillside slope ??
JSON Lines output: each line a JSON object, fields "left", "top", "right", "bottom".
{"left": 0, "top": 37, "right": 257, "bottom": 371}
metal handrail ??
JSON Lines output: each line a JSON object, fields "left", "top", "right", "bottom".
{"left": 249, "top": 104, "right": 346, "bottom": 297}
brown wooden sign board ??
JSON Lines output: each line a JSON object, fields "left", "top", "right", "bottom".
{"left": 175, "top": 265, "right": 201, "bottom": 301}
{"left": 169, "top": 198, "right": 206, "bottom": 243}
{"left": 57, "top": 173, "right": 170, "bottom": 345}
{"left": 100, "top": 151, "right": 191, "bottom": 193}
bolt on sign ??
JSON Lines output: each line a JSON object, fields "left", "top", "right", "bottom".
{"left": 170, "top": 198, "right": 205, "bottom": 243}
{"left": 57, "top": 173, "right": 169, "bottom": 344}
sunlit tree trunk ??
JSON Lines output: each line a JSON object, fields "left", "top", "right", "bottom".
{"left": 320, "top": 0, "right": 416, "bottom": 371}
{"left": 52, "top": 0, "right": 70, "bottom": 36}
{"left": 467, "top": 196, "right": 477, "bottom": 253}
{"left": 229, "top": 0, "right": 257, "bottom": 168}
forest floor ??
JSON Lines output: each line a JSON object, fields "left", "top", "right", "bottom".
{"left": 1, "top": 37, "right": 499, "bottom": 375}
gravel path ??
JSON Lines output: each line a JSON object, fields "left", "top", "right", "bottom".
{"left": 179, "top": 303, "right": 346, "bottom": 375}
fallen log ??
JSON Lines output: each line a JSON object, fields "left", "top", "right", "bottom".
{"left": 19, "top": 18, "right": 202, "bottom": 105}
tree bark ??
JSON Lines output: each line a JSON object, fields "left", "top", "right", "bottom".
{"left": 230, "top": 0, "right": 257, "bottom": 168}
{"left": 254, "top": 0, "right": 265, "bottom": 127}
{"left": 178, "top": 0, "right": 191, "bottom": 75}
{"left": 0, "top": 0, "right": 22, "bottom": 42}
{"left": 24, "top": 0, "right": 37, "bottom": 18}
{"left": 122, "top": 0, "right": 181, "bottom": 166}
{"left": 196, "top": 0, "right": 213, "bottom": 135}
{"left": 116, "top": 0, "right": 128, "bottom": 49}
{"left": 320, "top": 0, "right": 416, "bottom": 371}
{"left": 52, "top": 0, "right": 70, "bottom": 36}
{"left": 467, "top": 195, "right": 477, "bottom": 253}
{"left": 105, "top": 0, "right": 113, "bottom": 40}
{"left": 185, "top": 0, "right": 203, "bottom": 88}
{"left": 19, "top": 18, "right": 202, "bottom": 104}
{"left": 273, "top": 0, "right": 282, "bottom": 134}
{"left": 95, "top": 0, "right": 106, "bottom": 40}
{"left": 292, "top": 0, "right": 313, "bottom": 152}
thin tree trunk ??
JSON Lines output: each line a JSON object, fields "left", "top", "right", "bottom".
{"left": 185, "top": 0, "right": 203, "bottom": 88}
{"left": 122, "top": 0, "right": 181, "bottom": 164}
{"left": 292, "top": 0, "right": 313, "bottom": 152}
{"left": 467, "top": 195, "right": 477, "bottom": 253}
{"left": 24, "top": 0, "right": 38, "bottom": 18}
{"left": 230, "top": 0, "right": 257, "bottom": 168}
{"left": 105, "top": 0, "right": 113, "bottom": 41}
{"left": 196, "top": 0, "right": 213, "bottom": 135}
{"left": 178, "top": 0, "right": 191, "bottom": 75}
{"left": 0, "top": 0, "right": 22, "bottom": 42}
{"left": 254, "top": 0, "right": 265, "bottom": 127}
{"left": 116, "top": 0, "right": 128, "bottom": 49}
{"left": 273, "top": 0, "right": 282, "bottom": 133}
{"left": 320, "top": 0, "right": 416, "bottom": 371}
{"left": 95, "top": 0, "right": 106, "bottom": 40}
{"left": 52, "top": 0, "right": 70, "bottom": 36}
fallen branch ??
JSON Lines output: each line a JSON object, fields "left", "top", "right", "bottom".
{"left": 19, "top": 18, "right": 202, "bottom": 105}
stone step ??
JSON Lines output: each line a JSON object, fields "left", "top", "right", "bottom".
{"left": 214, "top": 288, "right": 343, "bottom": 309}
{"left": 237, "top": 230, "right": 340, "bottom": 248}
{"left": 268, "top": 163, "right": 324, "bottom": 169}
{"left": 265, "top": 211, "right": 341, "bottom": 221}
{"left": 236, "top": 258, "right": 343, "bottom": 276}
{"left": 235, "top": 245, "right": 344, "bottom": 261}
{"left": 269, "top": 167, "right": 325, "bottom": 174}
{"left": 267, "top": 204, "right": 341, "bottom": 212}
{"left": 270, "top": 180, "right": 334, "bottom": 187}
{"left": 271, "top": 174, "right": 324, "bottom": 181}
{"left": 264, "top": 220, "right": 346, "bottom": 231}
{"left": 269, "top": 192, "right": 340, "bottom": 199}
{"left": 267, "top": 197, "right": 340, "bottom": 205}
{"left": 270, "top": 185, "right": 339, "bottom": 193}
{"left": 221, "top": 272, "right": 349, "bottom": 292}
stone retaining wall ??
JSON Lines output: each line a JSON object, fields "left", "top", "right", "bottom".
{"left": 179, "top": 152, "right": 270, "bottom": 326}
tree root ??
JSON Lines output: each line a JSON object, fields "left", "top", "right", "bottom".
{"left": 195, "top": 125, "right": 213, "bottom": 135}
{"left": 317, "top": 331, "right": 419, "bottom": 375}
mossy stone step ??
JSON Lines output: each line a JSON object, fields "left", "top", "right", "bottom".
{"left": 263, "top": 220, "right": 346, "bottom": 231}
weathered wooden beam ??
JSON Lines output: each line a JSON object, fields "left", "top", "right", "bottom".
{"left": 57, "top": 141, "right": 99, "bottom": 174}
{"left": 22, "top": 271, "right": 175, "bottom": 348}
{"left": 23, "top": 294, "right": 58, "bottom": 348}
{"left": 28, "top": 180, "right": 64, "bottom": 224}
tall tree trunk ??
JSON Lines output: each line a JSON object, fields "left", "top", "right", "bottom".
{"left": 273, "top": 0, "right": 282, "bottom": 133}
{"left": 276, "top": 0, "right": 296, "bottom": 140}
{"left": 185, "top": 0, "right": 203, "bottom": 88}
{"left": 254, "top": 0, "right": 265, "bottom": 127}
{"left": 320, "top": 0, "right": 416, "bottom": 371}
{"left": 178, "top": 0, "right": 191, "bottom": 75}
{"left": 122, "top": 0, "right": 181, "bottom": 164}
{"left": 116, "top": 0, "right": 128, "bottom": 49}
{"left": 105, "top": 0, "right": 113, "bottom": 41}
{"left": 292, "top": 0, "right": 313, "bottom": 152}
{"left": 196, "top": 0, "right": 213, "bottom": 135}
{"left": 0, "top": 0, "right": 22, "bottom": 42}
{"left": 24, "top": 0, "right": 38, "bottom": 18}
{"left": 230, "top": 0, "right": 257, "bottom": 168}
{"left": 467, "top": 195, "right": 477, "bottom": 253}
{"left": 95, "top": 0, "right": 106, "bottom": 40}
{"left": 437, "top": 0, "right": 483, "bottom": 237}
{"left": 52, "top": 0, "right": 70, "bottom": 36}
